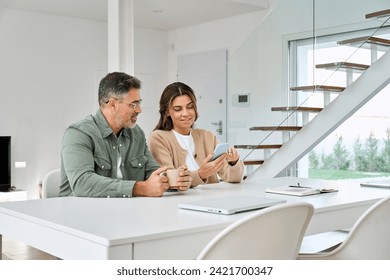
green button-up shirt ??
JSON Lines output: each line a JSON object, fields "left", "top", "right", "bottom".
{"left": 60, "top": 110, "right": 160, "bottom": 197}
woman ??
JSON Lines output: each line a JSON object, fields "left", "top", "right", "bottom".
{"left": 149, "top": 82, "right": 244, "bottom": 187}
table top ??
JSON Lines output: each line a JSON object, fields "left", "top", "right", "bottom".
{"left": 0, "top": 177, "right": 389, "bottom": 247}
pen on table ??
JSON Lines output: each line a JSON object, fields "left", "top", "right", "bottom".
{"left": 289, "top": 183, "right": 312, "bottom": 189}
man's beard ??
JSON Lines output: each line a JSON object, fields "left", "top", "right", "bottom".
{"left": 117, "top": 114, "right": 137, "bottom": 129}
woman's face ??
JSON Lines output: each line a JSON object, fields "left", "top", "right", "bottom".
{"left": 168, "top": 94, "right": 196, "bottom": 135}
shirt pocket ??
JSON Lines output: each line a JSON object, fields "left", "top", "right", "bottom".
{"left": 129, "top": 155, "right": 148, "bottom": 169}
{"left": 94, "top": 156, "right": 112, "bottom": 177}
{"left": 126, "top": 155, "right": 148, "bottom": 181}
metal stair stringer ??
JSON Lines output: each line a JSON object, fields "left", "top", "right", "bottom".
{"left": 247, "top": 49, "right": 390, "bottom": 181}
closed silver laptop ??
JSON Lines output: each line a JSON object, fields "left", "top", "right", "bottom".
{"left": 178, "top": 195, "right": 286, "bottom": 215}
{"left": 360, "top": 180, "right": 390, "bottom": 189}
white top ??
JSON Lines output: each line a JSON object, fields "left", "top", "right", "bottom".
{"left": 173, "top": 129, "right": 199, "bottom": 171}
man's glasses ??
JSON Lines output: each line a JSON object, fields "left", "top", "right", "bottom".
{"left": 118, "top": 99, "right": 142, "bottom": 109}
{"left": 107, "top": 98, "right": 142, "bottom": 109}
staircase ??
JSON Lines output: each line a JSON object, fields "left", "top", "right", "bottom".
{"left": 237, "top": 9, "right": 390, "bottom": 180}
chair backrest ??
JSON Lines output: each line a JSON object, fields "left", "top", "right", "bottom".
{"left": 197, "top": 201, "right": 314, "bottom": 260}
{"left": 316, "top": 195, "right": 390, "bottom": 259}
{"left": 42, "top": 169, "right": 61, "bottom": 198}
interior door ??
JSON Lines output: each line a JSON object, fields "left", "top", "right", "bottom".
{"left": 177, "top": 49, "right": 228, "bottom": 142}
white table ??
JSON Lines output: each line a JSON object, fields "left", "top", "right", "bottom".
{"left": 0, "top": 177, "right": 389, "bottom": 260}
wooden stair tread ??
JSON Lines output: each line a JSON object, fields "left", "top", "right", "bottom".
{"left": 290, "top": 85, "right": 345, "bottom": 92}
{"left": 365, "top": 9, "right": 390, "bottom": 19}
{"left": 243, "top": 160, "right": 264, "bottom": 165}
{"left": 234, "top": 144, "right": 282, "bottom": 149}
{"left": 271, "top": 106, "right": 322, "bottom": 113}
{"left": 316, "top": 62, "right": 369, "bottom": 71}
{"left": 249, "top": 126, "right": 302, "bottom": 131}
{"left": 338, "top": 36, "right": 390, "bottom": 48}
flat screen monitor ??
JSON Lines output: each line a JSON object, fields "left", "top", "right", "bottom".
{"left": 0, "top": 136, "right": 11, "bottom": 191}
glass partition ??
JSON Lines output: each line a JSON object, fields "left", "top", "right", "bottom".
{"left": 292, "top": 2, "right": 390, "bottom": 181}
{"left": 195, "top": 0, "right": 390, "bottom": 180}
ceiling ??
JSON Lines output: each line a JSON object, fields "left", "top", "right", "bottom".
{"left": 0, "top": 0, "right": 269, "bottom": 30}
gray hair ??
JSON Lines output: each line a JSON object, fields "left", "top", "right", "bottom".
{"left": 98, "top": 72, "right": 141, "bottom": 106}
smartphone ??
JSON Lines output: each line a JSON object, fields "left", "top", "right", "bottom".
{"left": 210, "top": 143, "right": 229, "bottom": 161}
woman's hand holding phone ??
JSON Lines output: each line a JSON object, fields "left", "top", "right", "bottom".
{"left": 209, "top": 143, "right": 239, "bottom": 164}
{"left": 209, "top": 143, "right": 228, "bottom": 161}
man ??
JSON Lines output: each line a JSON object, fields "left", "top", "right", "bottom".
{"left": 60, "top": 72, "right": 191, "bottom": 197}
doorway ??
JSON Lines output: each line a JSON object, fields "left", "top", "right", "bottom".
{"left": 177, "top": 49, "right": 228, "bottom": 142}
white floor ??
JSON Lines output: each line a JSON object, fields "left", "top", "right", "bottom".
{"left": 300, "top": 230, "right": 349, "bottom": 253}
{"left": 2, "top": 236, "right": 56, "bottom": 260}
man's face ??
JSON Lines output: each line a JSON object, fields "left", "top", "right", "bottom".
{"left": 114, "top": 88, "right": 142, "bottom": 129}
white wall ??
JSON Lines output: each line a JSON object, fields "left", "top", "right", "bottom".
{"left": 167, "top": 6, "right": 276, "bottom": 82}
{"left": 0, "top": 8, "right": 168, "bottom": 198}
{"left": 0, "top": 7, "right": 107, "bottom": 198}
{"left": 134, "top": 27, "right": 169, "bottom": 138}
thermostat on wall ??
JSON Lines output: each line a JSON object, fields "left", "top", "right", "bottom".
{"left": 233, "top": 93, "right": 250, "bottom": 107}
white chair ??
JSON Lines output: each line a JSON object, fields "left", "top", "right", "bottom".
{"left": 41, "top": 169, "right": 61, "bottom": 198}
{"left": 298, "top": 195, "right": 390, "bottom": 260}
{"left": 197, "top": 202, "right": 314, "bottom": 260}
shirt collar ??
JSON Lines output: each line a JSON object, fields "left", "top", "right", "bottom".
{"left": 93, "top": 109, "right": 115, "bottom": 138}
{"left": 93, "top": 109, "right": 131, "bottom": 139}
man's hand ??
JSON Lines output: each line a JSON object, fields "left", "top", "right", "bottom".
{"left": 132, "top": 167, "right": 169, "bottom": 197}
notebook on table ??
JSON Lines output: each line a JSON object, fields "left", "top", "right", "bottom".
{"left": 178, "top": 195, "right": 286, "bottom": 215}
{"left": 360, "top": 180, "right": 390, "bottom": 189}
{"left": 265, "top": 186, "right": 338, "bottom": 197}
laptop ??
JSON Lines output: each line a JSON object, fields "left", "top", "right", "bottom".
{"left": 360, "top": 180, "right": 390, "bottom": 189}
{"left": 178, "top": 195, "right": 286, "bottom": 215}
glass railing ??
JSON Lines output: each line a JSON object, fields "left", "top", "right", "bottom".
{"left": 194, "top": 0, "right": 390, "bottom": 180}
{"left": 293, "top": 3, "right": 390, "bottom": 181}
